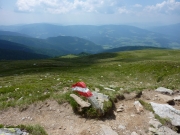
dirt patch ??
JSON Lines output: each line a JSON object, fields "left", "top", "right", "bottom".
{"left": 0, "top": 90, "right": 180, "bottom": 135}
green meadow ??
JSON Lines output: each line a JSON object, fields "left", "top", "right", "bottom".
{"left": 0, "top": 49, "right": 180, "bottom": 110}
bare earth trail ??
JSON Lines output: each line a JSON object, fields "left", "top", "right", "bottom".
{"left": 0, "top": 90, "right": 180, "bottom": 135}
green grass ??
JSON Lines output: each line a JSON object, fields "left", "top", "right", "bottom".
{"left": 0, "top": 49, "right": 180, "bottom": 110}
{"left": 0, "top": 124, "right": 48, "bottom": 135}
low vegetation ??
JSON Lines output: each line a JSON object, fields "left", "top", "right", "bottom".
{"left": 0, "top": 49, "right": 180, "bottom": 132}
{"left": 0, "top": 124, "right": 48, "bottom": 135}
{"left": 0, "top": 49, "right": 180, "bottom": 111}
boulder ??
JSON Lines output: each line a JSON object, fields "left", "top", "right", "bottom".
{"left": 150, "top": 102, "right": 180, "bottom": 126}
{"left": 155, "top": 87, "right": 173, "bottom": 95}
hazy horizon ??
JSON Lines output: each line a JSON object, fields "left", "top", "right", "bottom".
{"left": 0, "top": 0, "right": 180, "bottom": 27}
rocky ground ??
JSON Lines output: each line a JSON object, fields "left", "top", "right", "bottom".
{"left": 0, "top": 87, "right": 180, "bottom": 135}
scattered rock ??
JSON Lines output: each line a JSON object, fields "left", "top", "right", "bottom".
{"left": 116, "top": 103, "right": 124, "bottom": 112}
{"left": 104, "top": 87, "right": 115, "bottom": 91}
{"left": 100, "top": 124, "right": 118, "bottom": 135}
{"left": 0, "top": 128, "right": 29, "bottom": 135}
{"left": 150, "top": 102, "right": 180, "bottom": 126}
{"left": 70, "top": 94, "right": 91, "bottom": 108}
{"left": 155, "top": 87, "right": 173, "bottom": 95}
{"left": 134, "top": 101, "right": 143, "bottom": 113}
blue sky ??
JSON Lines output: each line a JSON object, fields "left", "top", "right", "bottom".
{"left": 0, "top": 0, "right": 180, "bottom": 26}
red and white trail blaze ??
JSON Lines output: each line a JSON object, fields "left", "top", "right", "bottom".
{"left": 72, "top": 82, "right": 93, "bottom": 97}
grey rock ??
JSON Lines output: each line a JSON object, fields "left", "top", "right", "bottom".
{"left": 155, "top": 87, "right": 173, "bottom": 95}
{"left": 0, "top": 128, "right": 28, "bottom": 135}
{"left": 150, "top": 102, "right": 180, "bottom": 126}
{"left": 148, "top": 118, "right": 179, "bottom": 135}
{"left": 149, "top": 126, "right": 179, "bottom": 135}
{"left": 174, "top": 96, "right": 180, "bottom": 101}
{"left": 100, "top": 124, "right": 118, "bottom": 135}
{"left": 149, "top": 119, "right": 162, "bottom": 129}
{"left": 89, "top": 91, "right": 109, "bottom": 111}
{"left": 157, "top": 126, "right": 179, "bottom": 135}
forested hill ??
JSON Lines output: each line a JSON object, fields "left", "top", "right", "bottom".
{"left": 0, "top": 35, "right": 103, "bottom": 57}
{"left": 0, "top": 40, "right": 49, "bottom": 60}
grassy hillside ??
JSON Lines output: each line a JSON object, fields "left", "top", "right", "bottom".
{"left": 0, "top": 49, "right": 180, "bottom": 110}
{"left": 103, "top": 46, "right": 166, "bottom": 53}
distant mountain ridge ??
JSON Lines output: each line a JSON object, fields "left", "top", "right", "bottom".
{"left": 0, "top": 30, "right": 30, "bottom": 37}
{"left": 0, "top": 35, "right": 103, "bottom": 57}
{"left": 1, "top": 23, "right": 179, "bottom": 49}
{"left": 147, "top": 23, "right": 180, "bottom": 38}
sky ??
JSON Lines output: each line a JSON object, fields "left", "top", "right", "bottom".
{"left": 0, "top": 0, "right": 180, "bottom": 26}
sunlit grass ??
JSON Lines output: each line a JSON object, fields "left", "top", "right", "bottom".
{"left": 0, "top": 49, "right": 180, "bottom": 110}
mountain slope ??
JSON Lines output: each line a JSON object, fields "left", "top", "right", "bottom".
{"left": 0, "top": 49, "right": 50, "bottom": 60}
{"left": 0, "top": 40, "right": 49, "bottom": 60}
{"left": 0, "top": 30, "right": 30, "bottom": 37}
{"left": 1, "top": 23, "right": 179, "bottom": 49}
{"left": 46, "top": 36, "right": 103, "bottom": 54}
{"left": 0, "top": 35, "right": 103, "bottom": 56}
{"left": 147, "top": 23, "right": 180, "bottom": 38}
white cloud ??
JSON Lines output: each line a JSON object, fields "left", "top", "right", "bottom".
{"left": 118, "top": 7, "right": 129, "bottom": 14}
{"left": 15, "top": 0, "right": 126, "bottom": 14}
{"left": 145, "top": 0, "right": 180, "bottom": 14}
{"left": 133, "top": 4, "right": 142, "bottom": 8}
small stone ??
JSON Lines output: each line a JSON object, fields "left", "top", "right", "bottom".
{"left": 118, "top": 125, "right": 126, "bottom": 130}
{"left": 131, "top": 131, "right": 139, "bottom": 135}
{"left": 134, "top": 101, "right": 143, "bottom": 113}
{"left": 117, "top": 104, "right": 124, "bottom": 112}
